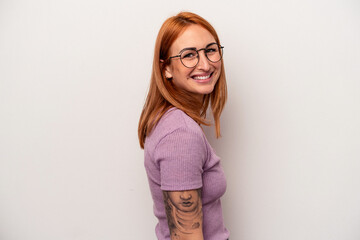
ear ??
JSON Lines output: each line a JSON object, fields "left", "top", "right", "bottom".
{"left": 164, "top": 65, "right": 173, "bottom": 79}
{"left": 160, "top": 59, "right": 173, "bottom": 79}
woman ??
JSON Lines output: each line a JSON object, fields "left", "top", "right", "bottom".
{"left": 138, "top": 12, "right": 229, "bottom": 240}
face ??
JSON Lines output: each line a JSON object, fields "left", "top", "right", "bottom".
{"left": 164, "top": 24, "right": 222, "bottom": 100}
{"left": 168, "top": 190, "right": 200, "bottom": 212}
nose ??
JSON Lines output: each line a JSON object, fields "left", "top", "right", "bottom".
{"left": 180, "top": 191, "right": 192, "bottom": 200}
{"left": 196, "top": 50, "right": 210, "bottom": 71}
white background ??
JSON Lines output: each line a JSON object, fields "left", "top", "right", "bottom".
{"left": 1, "top": 0, "right": 359, "bottom": 239}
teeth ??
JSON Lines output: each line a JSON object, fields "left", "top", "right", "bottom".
{"left": 193, "top": 74, "right": 210, "bottom": 80}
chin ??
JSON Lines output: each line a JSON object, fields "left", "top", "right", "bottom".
{"left": 196, "top": 85, "right": 216, "bottom": 95}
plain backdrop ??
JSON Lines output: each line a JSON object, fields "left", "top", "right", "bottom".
{"left": 1, "top": 0, "right": 360, "bottom": 239}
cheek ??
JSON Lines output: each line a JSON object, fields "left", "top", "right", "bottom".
{"left": 169, "top": 193, "right": 180, "bottom": 202}
{"left": 171, "top": 63, "right": 192, "bottom": 79}
{"left": 175, "top": 69, "right": 192, "bottom": 80}
{"left": 214, "top": 62, "right": 222, "bottom": 73}
{"left": 213, "top": 63, "right": 222, "bottom": 81}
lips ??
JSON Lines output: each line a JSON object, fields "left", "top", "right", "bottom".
{"left": 190, "top": 72, "right": 213, "bottom": 82}
{"left": 181, "top": 201, "right": 193, "bottom": 207}
{"left": 193, "top": 74, "right": 211, "bottom": 80}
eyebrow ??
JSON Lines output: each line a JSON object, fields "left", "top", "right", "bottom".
{"left": 178, "top": 42, "right": 217, "bottom": 54}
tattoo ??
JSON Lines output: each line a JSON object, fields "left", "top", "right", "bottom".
{"left": 163, "top": 189, "right": 203, "bottom": 239}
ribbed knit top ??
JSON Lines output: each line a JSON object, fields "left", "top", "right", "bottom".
{"left": 144, "top": 108, "right": 230, "bottom": 240}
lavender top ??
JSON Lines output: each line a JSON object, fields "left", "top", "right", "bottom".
{"left": 144, "top": 108, "right": 230, "bottom": 240}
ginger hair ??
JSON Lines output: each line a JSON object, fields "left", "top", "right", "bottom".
{"left": 138, "top": 12, "right": 227, "bottom": 148}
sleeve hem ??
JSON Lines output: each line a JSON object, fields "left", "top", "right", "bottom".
{"left": 160, "top": 183, "right": 202, "bottom": 191}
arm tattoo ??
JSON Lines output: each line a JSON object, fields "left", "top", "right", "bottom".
{"left": 163, "top": 189, "right": 203, "bottom": 239}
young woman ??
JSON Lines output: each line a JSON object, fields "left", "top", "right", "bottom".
{"left": 138, "top": 12, "right": 229, "bottom": 240}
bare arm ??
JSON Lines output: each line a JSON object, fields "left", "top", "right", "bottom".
{"left": 163, "top": 189, "right": 203, "bottom": 240}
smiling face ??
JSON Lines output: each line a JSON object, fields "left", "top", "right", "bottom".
{"left": 164, "top": 24, "right": 222, "bottom": 101}
{"left": 168, "top": 190, "right": 200, "bottom": 212}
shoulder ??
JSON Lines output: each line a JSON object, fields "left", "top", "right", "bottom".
{"left": 162, "top": 108, "right": 201, "bottom": 131}
{"left": 154, "top": 107, "right": 202, "bottom": 138}
{"left": 145, "top": 108, "right": 205, "bottom": 150}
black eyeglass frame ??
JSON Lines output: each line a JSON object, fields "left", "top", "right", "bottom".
{"left": 167, "top": 43, "right": 224, "bottom": 68}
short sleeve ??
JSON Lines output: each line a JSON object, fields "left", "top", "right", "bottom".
{"left": 154, "top": 127, "right": 207, "bottom": 191}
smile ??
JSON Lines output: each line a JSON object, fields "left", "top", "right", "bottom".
{"left": 193, "top": 74, "right": 211, "bottom": 80}
{"left": 191, "top": 72, "right": 213, "bottom": 82}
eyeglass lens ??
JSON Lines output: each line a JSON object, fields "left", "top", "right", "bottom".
{"left": 180, "top": 44, "right": 222, "bottom": 68}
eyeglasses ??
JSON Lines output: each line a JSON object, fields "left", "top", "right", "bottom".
{"left": 168, "top": 43, "right": 224, "bottom": 68}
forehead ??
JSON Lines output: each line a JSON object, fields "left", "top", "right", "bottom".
{"left": 170, "top": 24, "right": 216, "bottom": 54}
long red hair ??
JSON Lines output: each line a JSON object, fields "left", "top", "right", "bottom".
{"left": 138, "top": 12, "right": 227, "bottom": 148}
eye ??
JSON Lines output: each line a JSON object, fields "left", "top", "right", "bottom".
{"left": 183, "top": 53, "right": 194, "bottom": 58}
{"left": 206, "top": 47, "right": 218, "bottom": 54}
{"left": 181, "top": 50, "right": 197, "bottom": 59}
